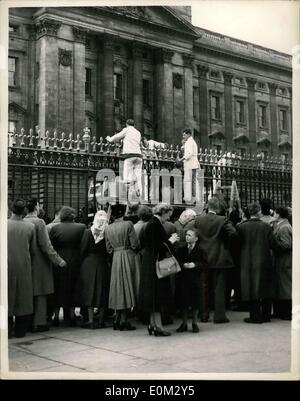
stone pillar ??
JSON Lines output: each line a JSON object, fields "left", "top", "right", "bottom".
{"left": 26, "top": 25, "right": 37, "bottom": 130}
{"left": 155, "top": 49, "right": 174, "bottom": 143}
{"left": 36, "top": 19, "right": 61, "bottom": 135}
{"left": 246, "top": 77, "right": 257, "bottom": 153}
{"left": 288, "top": 86, "right": 292, "bottom": 149}
{"left": 182, "top": 53, "right": 194, "bottom": 130}
{"left": 132, "top": 44, "right": 143, "bottom": 132}
{"left": 102, "top": 37, "right": 114, "bottom": 137}
{"left": 223, "top": 72, "right": 234, "bottom": 148}
{"left": 72, "top": 27, "right": 86, "bottom": 135}
{"left": 197, "top": 65, "right": 209, "bottom": 149}
{"left": 268, "top": 82, "right": 278, "bottom": 156}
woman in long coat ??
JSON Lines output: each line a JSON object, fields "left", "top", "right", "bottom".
{"left": 78, "top": 211, "right": 110, "bottom": 329}
{"left": 105, "top": 204, "right": 139, "bottom": 331}
{"left": 139, "top": 203, "right": 179, "bottom": 336}
{"left": 8, "top": 199, "right": 36, "bottom": 338}
{"left": 273, "top": 207, "right": 292, "bottom": 320}
{"left": 50, "top": 206, "right": 86, "bottom": 326}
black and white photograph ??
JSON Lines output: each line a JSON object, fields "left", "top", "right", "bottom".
{"left": 0, "top": 0, "right": 299, "bottom": 381}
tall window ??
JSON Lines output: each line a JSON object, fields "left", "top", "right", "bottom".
{"left": 193, "top": 86, "right": 198, "bottom": 119}
{"left": 143, "top": 79, "right": 150, "bottom": 106}
{"left": 9, "top": 121, "right": 16, "bottom": 133}
{"left": 211, "top": 95, "right": 221, "bottom": 120}
{"left": 8, "top": 57, "right": 17, "bottom": 86}
{"left": 236, "top": 100, "right": 245, "bottom": 124}
{"left": 279, "top": 109, "right": 287, "bottom": 131}
{"left": 114, "top": 73, "right": 122, "bottom": 101}
{"left": 258, "top": 105, "right": 267, "bottom": 127}
{"left": 85, "top": 68, "right": 92, "bottom": 96}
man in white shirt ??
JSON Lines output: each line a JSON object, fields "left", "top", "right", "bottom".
{"left": 106, "top": 119, "right": 142, "bottom": 197}
{"left": 178, "top": 129, "right": 200, "bottom": 204}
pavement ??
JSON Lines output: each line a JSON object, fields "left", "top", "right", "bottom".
{"left": 6, "top": 311, "right": 291, "bottom": 377}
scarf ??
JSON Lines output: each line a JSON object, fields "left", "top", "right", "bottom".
{"left": 91, "top": 210, "right": 108, "bottom": 244}
{"left": 178, "top": 209, "right": 196, "bottom": 226}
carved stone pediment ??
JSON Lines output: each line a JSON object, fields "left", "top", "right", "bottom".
{"left": 256, "top": 131, "right": 271, "bottom": 145}
{"left": 9, "top": 102, "right": 27, "bottom": 114}
{"left": 112, "top": 6, "right": 147, "bottom": 18}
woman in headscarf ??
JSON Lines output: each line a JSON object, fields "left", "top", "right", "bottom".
{"left": 78, "top": 211, "right": 110, "bottom": 329}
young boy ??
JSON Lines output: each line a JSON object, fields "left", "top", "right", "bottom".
{"left": 176, "top": 228, "right": 207, "bottom": 333}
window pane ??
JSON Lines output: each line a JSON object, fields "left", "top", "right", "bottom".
{"left": 114, "top": 73, "right": 122, "bottom": 100}
{"left": 8, "top": 57, "right": 16, "bottom": 86}
{"left": 9, "top": 121, "right": 16, "bottom": 133}
{"left": 85, "top": 68, "right": 91, "bottom": 96}
{"left": 143, "top": 79, "right": 150, "bottom": 106}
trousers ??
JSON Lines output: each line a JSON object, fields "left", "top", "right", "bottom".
{"left": 123, "top": 157, "right": 143, "bottom": 196}
{"left": 183, "top": 168, "right": 199, "bottom": 204}
{"left": 34, "top": 295, "right": 47, "bottom": 326}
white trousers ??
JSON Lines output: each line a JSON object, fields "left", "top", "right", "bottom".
{"left": 123, "top": 157, "right": 143, "bottom": 196}
{"left": 184, "top": 168, "right": 200, "bottom": 204}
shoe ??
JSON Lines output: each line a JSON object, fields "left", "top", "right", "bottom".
{"left": 119, "top": 322, "right": 136, "bottom": 331}
{"left": 81, "top": 322, "right": 95, "bottom": 329}
{"left": 201, "top": 318, "right": 209, "bottom": 323}
{"left": 14, "top": 332, "right": 26, "bottom": 338}
{"left": 30, "top": 325, "right": 49, "bottom": 333}
{"left": 113, "top": 320, "right": 120, "bottom": 330}
{"left": 52, "top": 318, "right": 59, "bottom": 327}
{"left": 244, "top": 318, "right": 263, "bottom": 324}
{"left": 192, "top": 323, "right": 200, "bottom": 333}
{"left": 214, "top": 318, "right": 230, "bottom": 324}
{"left": 153, "top": 327, "right": 171, "bottom": 337}
{"left": 148, "top": 325, "right": 154, "bottom": 335}
{"left": 281, "top": 316, "right": 292, "bottom": 321}
{"left": 176, "top": 323, "right": 188, "bottom": 333}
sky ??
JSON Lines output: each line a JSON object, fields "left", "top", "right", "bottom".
{"left": 191, "top": 0, "right": 299, "bottom": 54}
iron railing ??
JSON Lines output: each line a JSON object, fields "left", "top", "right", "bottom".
{"left": 8, "top": 128, "right": 292, "bottom": 222}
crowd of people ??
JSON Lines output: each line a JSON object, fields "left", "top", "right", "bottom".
{"left": 7, "top": 195, "right": 292, "bottom": 339}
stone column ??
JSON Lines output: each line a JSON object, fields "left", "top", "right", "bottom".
{"left": 223, "top": 72, "right": 234, "bottom": 148}
{"left": 72, "top": 27, "right": 86, "bottom": 135}
{"left": 26, "top": 25, "right": 37, "bottom": 130}
{"left": 155, "top": 49, "right": 174, "bottom": 143}
{"left": 182, "top": 53, "right": 194, "bottom": 130}
{"left": 197, "top": 65, "right": 209, "bottom": 149}
{"left": 246, "top": 77, "right": 257, "bottom": 153}
{"left": 288, "top": 86, "right": 292, "bottom": 148}
{"left": 36, "top": 19, "right": 61, "bottom": 135}
{"left": 268, "top": 82, "right": 278, "bottom": 155}
{"left": 102, "top": 37, "right": 114, "bottom": 137}
{"left": 132, "top": 44, "right": 143, "bottom": 132}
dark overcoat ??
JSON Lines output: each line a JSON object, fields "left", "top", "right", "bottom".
{"left": 24, "top": 215, "right": 64, "bottom": 296}
{"left": 192, "top": 212, "right": 237, "bottom": 269}
{"left": 237, "top": 218, "right": 276, "bottom": 301}
{"left": 139, "top": 216, "right": 175, "bottom": 313}
{"left": 50, "top": 222, "right": 86, "bottom": 307}
{"left": 78, "top": 229, "right": 110, "bottom": 307}
{"left": 273, "top": 219, "right": 292, "bottom": 300}
{"left": 8, "top": 217, "right": 36, "bottom": 316}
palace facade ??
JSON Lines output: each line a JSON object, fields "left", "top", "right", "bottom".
{"left": 8, "top": 6, "right": 292, "bottom": 157}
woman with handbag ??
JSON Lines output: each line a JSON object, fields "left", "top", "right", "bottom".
{"left": 139, "top": 203, "right": 179, "bottom": 336}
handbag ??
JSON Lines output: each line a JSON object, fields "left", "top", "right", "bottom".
{"left": 156, "top": 243, "right": 181, "bottom": 279}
